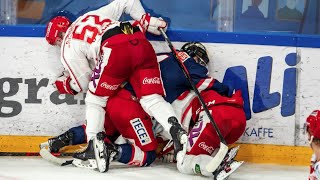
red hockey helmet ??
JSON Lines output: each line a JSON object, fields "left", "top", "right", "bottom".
{"left": 45, "top": 16, "right": 71, "bottom": 45}
{"left": 305, "top": 110, "right": 320, "bottom": 140}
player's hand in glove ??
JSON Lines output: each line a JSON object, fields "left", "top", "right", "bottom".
{"left": 139, "top": 13, "right": 167, "bottom": 35}
{"left": 54, "top": 73, "right": 77, "bottom": 95}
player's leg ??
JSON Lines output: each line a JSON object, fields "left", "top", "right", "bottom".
{"left": 40, "top": 112, "right": 120, "bottom": 153}
{"left": 177, "top": 110, "right": 241, "bottom": 177}
{"left": 73, "top": 42, "right": 131, "bottom": 172}
{"left": 176, "top": 111, "right": 228, "bottom": 177}
{"left": 223, "top": 91, "right": 247, "bottom": 145}
{"left": 39, "top": 125, "right": 86, "bottom": 153}
{"left": 129, "top": 38, "right": 187, "bottom": 158}
{"left": 105, "top": 89, "right": 158, "bottom": 167}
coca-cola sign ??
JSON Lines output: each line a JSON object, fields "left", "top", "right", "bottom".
{"left": 142, "top": 77, "right": 161, "bottom": 85}
{"left": 198, "top": 141, "right": 214, "bottom": 154}
{"left": 100, "top": 82, "right": 119, "bottom": 90}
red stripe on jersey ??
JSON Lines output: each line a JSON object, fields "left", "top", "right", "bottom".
{"left": 177, "top": 90, "right": 190, "bottom": 100}
{"left": 181, "top": 101, "right": 193, "bottom": 124}
{"left": 61, "top": 42, "right": 83, "bottom": 92}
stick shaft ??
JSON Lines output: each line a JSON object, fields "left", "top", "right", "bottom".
{"left": 159, "top": 29, "right": 226, "bottom": 144}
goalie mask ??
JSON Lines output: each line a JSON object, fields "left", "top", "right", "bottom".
{"left": 305, "top": 110, "right": 320, "bottom": 142}
{"left": 45, "top": 16, "right": 71, "bottom": 45}
{"left": 181, "top": 42, "right": 209, "bottom": 66}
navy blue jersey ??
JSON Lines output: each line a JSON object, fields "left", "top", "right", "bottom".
{"left": 125, "top": 51, "right": 229, "bottom": 103}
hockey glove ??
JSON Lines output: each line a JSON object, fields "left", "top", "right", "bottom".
{"left": 140, "top": 13, "right": 167, "bottom": 35}
{"left": 54, "top": 75, "right": 77, "bottom": 95}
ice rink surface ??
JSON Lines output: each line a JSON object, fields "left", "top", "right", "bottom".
{"left": 0, "top": 157, "right": 309, "bottom": 180}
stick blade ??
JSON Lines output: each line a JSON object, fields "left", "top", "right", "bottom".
{"left": 39, "top": 148, "right": 72, "bottom": 166}
{"left": 205, "top": 142, "right": 228, "bottom": 172}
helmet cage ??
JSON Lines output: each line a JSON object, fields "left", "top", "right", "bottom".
{"left": 181, "top": 42, "right": 209, "bottom": 66}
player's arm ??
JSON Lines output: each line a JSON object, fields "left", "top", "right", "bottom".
{"left": 310, "top": 142, "right": 320, "bottom": 179}
{"left": 314, "top": 161, "right": 320, "bottom": 179}
{"left": 91, "top": 0, "right": 145, "bottom": 21}
{"left": 182, "top": 56, "right": 229, "bottom": 96}
{"left": 92, "top": 0, "right": 167, "bottom": 35}
{"left": 58, "top": 45, "right": 92, "bottom": 94}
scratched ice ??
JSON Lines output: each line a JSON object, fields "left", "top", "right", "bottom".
{"left": 0, "top": 157, "right": 308, "bottom": 180}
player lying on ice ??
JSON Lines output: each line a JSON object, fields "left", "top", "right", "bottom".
{"left": 305, "top": 110, "right": 320, "bottom": 180}
{"left": 44, "top": 0, "right": 189, "bottom": 173}
{"left": 41, "top": 40, "right": 246, "bottom": 179}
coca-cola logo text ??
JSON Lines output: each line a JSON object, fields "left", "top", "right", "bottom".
{"left": 142, "top": 77, "right": 161, "bottom": 85}
{"left": 198, "top": 141, "right": 214, "bottom": 154}
{"left": 100, "top": 82, "right": 119, "bottom": 90}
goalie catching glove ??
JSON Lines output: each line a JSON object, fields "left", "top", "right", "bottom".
{"left": 138, "top": 13, "right": 167, "bottom": 35}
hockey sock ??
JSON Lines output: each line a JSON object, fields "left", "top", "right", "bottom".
{"left": 69, "top": 125, "right": 87, "bottom": 145}
{"left": 117, "top": 144, "right": 156, "bottom": 166}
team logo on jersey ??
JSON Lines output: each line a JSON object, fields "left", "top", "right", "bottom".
{"left": 130, "top": 118, "right": 151, "bottom": 145}
{"left": 177, "top": 51, "right": 189, "bottom": 62}
{"left": 91, "top": 61, "right": 103, "bottom": 88}
{"left": 121, "top": 24, "right": 134, "bottom": 35}
{"left": 188, "top": 117, "right": 204, "bottom": 147}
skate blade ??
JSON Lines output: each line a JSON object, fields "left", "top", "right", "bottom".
{"left": 226, "top": 146, "right": 240, "bottom": 162}
{"left": 93, "top": 137, "right": 108, "bottom": 173}
{"left": 216, "top": 161, "right": 244, "bottom": 180}
{"left": 72, "top": 158, "right": 97, "bottom": 169}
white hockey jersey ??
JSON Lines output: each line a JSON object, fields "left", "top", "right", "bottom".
{"left": 60, "top": 0, "right": 146, "bottom": 93}
{"left": 310, "top": 154, "right": 320, "bottom": 180}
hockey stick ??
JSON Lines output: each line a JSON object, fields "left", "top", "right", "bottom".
{"left": 39, "top": 148, "right": 74, "bottom": 166}
{"left": 0, "top": 151, "right": 73, "bottom": 157}
{"left": 159, "top": 28, "right": 228, "bottom": 172}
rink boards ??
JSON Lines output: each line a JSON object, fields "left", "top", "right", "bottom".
{"left": 0, "top": 34, "right": 319, "bottom": 165}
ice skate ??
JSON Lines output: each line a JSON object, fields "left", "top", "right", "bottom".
{"left": 213, "top": 146, "right": 243, "bottom": 180}
{"left": 39, "top": 130, "right": 73, "bottom": 153}
{"left": 168, "top": 116, "right": 188, "bottom": 158}
{"left": 72, "top": 139, "right": 98, "bottom": 170}
{"left": 93, "top": 132, "right": 118, "bottom": 173}
{"left": 72, "top": 132, "right": 118, "bottom": 172}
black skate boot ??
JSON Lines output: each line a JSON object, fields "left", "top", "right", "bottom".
{"left": 94, "top": 132, "right": 119, "bottom": 173}
{"left": 39, "top": 130, "right": 73, "bottom": 153}
{"left": 213, "top": 146, "right": 244, "bottom": 180}
{"left": 72, "top": 132, "right": 119, "bottom": 173}
{"left": 168, "top": 116, "right": 188, "bottom": 159}
{"left": 72, "top": 139, "right": 97, "bottom": 170}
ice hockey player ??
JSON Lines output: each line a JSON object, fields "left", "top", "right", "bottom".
{"left": 164, "top": 89, "right": 246, "bottom": 179}
{"left": 44, "top": 0, "right": 188, "bottom": 173}
{"left": 305, "top": 110, "right": 320, "bottom": 180}
{"left": 41, "top": 42, "right": 245, "bottom": 178}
